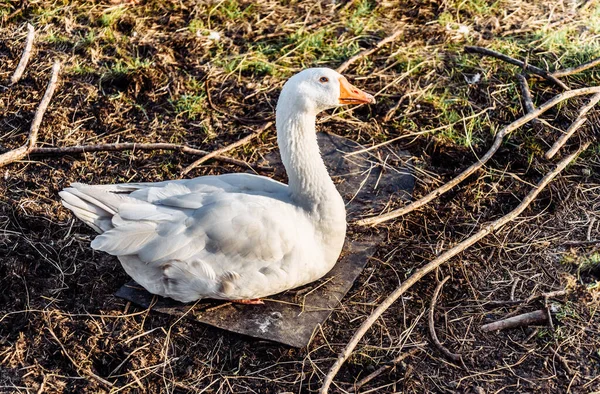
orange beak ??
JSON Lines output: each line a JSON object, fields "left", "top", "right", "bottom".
{"left": 338, "top": 76, "right": 376, "bottom": 105}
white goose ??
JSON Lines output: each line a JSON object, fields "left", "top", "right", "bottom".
{"left": 60, "top": 68, "right": 375, "bottom": 304}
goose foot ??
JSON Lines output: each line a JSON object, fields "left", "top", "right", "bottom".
{"left": 231, "top": 298, "right": 264, "bottom": 305}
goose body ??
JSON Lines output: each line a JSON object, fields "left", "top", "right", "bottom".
{"left": 60, "top": 68, "right": 375, "bottom": 303}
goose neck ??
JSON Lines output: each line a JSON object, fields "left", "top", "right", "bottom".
{"left": 276, "top": 110, "right": 339, "bottom": 210}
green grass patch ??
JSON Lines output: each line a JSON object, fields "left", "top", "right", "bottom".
{"left": 69, "top": 61, "right": 97, "bottom": 76}
{"left": 421, "top": 89, "right": 486, "bottom": 147}
{"left": 345, "top": 0, "right": 378, "bottom": 34}
{"left": 99, "top": 7, "right": 126, "bottom": 27}
{"left": 188, "top": 19, "right": 206, "bottom": 35}
{"left": 101, "top": 58, "right": 153, "bottom": 83}
{"left": 76, "top": 30, "right": 97, "bottom": 48}
{"left": 172, "top": 94, "right": 207, "bottom": 120}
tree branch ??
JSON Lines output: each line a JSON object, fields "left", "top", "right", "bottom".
{"left": 356, "top": 86, "right": 600, "bottom": 227}
{"left": 464, "top": 46, "right": 569, "bottom": 90}
{"left": 429, "top": 277, "right": 463, "bottom": 364}
{"left": 516, "top": 73, "right": 542, "bottom": 128}
{"left": 480, "top": 310, "right": 548, "bottom": 332}
{"left": 0, "top": 61, "right": 61, "bottom": 168}
{"left": 319, "top": 143, "right": 589, "bottom": 393}
{"left": 10, "top": 23, "right": 35, "bottom": 85}
{"left": 28, "top": 143, "right": 273, "bottom": 172}
{"left": 181, "top": 121, "right": 273, "bottom": 175}
{"left": 552, "top": 57, "right": 600, "bottom": 78}
{"left": 545, "top": 92, "right": 600, "bottom": 159}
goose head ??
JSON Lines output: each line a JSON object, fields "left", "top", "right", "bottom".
{"left": 276, "top": 68, "right": 375, "bottom": 115}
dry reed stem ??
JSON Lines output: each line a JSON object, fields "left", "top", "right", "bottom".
{"left": 29, "top": 143, "right": 273, "bottom": 172}
{"left": 464, "top": 46, "right": 569, "bottom": 90}
{"left": 356, "top": 86, "right": 600, "bottom": 227}
{"left": 545, "top": 92, "right": 600, "bottom": 159}
{"left": 181, "top": 121, "right": 273, "bottom": 175}
{"left": 428, "top": 277, "right": 463, "bottom": 364}
{"left": 10, "top": 23, "right": 34, "bottom": 85}
{"left": 336, "top": 28, "right": 403, "bottom": 73}
{"left": 320, "top": 142, "right": 589, "bottom": 394}
{"left": 480, "top": 310, "right": 548, "bottom": 332}
{"left": 0, "top": 61, "right": 60, "bottom": 168}
{"left": 552, "top": 57, "right": 600, "bottom": 78}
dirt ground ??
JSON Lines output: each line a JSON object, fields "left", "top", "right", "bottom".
{"left": 1, "top": 0, "right": 600, "bottom": 393}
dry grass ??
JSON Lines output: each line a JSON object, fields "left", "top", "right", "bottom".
{"left": 1, "top": 0, "right": 600, "bottom": 392}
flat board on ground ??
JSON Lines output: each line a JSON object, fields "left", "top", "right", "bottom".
{"left": 116, "top": 132, "right": 414, "bottom": 347}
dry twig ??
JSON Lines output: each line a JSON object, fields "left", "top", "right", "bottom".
{"left": 320, "top": 143, "right": 589, "bottom": 393}
{"left": 562, "top": 239, "right": 600, "bottom": 246}
{"left": 464, "top": 46, "right": 569, "bottom": 90}
{"left": 429, "top": 277, "right": 463, "bottom": 364}
{"left": 499, "top": 289, "right": 567, "bottom": 320}
{"left": 348, "top": 348, "right": 421, "bottom": 393}
{"left": 516, "top": 73, "right": 542, "bottom": 128}
{"left": 356, "top": 86, "right": 600, "bottom": 226}
{"left": 28, "top": 143, "right": 273, "bottom": 172}
{"left": 336, "top": 28, "right": 403, "bottom": 73}
{"left": 3, "top": 62, "right": 272, "bottom": 172}
{"left": 517, "top": 74, "right": 536, "bottom": 115}
{"left": 0, "top": 61, "right": 60, "bottom": 168}
{"left": 181, "top": 121, "right": 273, "bottom": 175}
{"left": 480, "top": 310, "right": 548, "bottom": 332}
{"left": 552, "top": 57, "right": 600, "bottom": 78}
{"left": 10, "top": 23, "right": 35, "bottom": 85}
{"left": 545, "top": 92, "right": 600, "bottom": 159}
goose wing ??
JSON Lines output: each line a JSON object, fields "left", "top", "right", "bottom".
{"left": 61, "top": 175, "right": 317, "bottom": 301}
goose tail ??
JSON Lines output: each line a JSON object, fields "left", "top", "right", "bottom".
{"left": 59, "top": 183, "right": 126, "bottom": 233}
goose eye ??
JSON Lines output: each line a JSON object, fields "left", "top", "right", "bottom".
{"left": 319, "top": 76, "right": 329, "bottom": 83}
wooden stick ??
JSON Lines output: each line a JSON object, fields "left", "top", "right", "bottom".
{"left": 515, "top": 73, "right": 546, "bottom": 131}
{"left": 355, "top": 86, "right": 600, "bottom": 227}
{"left": 28, "top": 62, "right": 61, "bottom": 147}
{"left": 480, "top": 310, "right": 548, "bottom": 332}
{"left": 464, "top": 46, "right": 569, "bottom": 90}
{"left": 516, "top": 74, "right": 539, "bottom": 124}
{"left": 319, "top": 143, "right": 589, "bottom": 394}
{"left": 428, "top": 277, "right": 463, "bottom": 364}
{"left": 10, "top": 23, "right": 35, "bottom": 85}
{"left": 181, "top": 121, "right": 273, "bottom": 175}
{"left": 336, "top": 29, "right": 403, "bottom": 73}
{"left": 28, "top": 143, "right": 273, "bottom": 172}
{"left": 0, "top": 61, "right": 60, "bottom": 168}
{"left": 552, "top": 57, "right": 600, "bottom": 78}
{"left": 545, "top": 92, "right": 600, "bottom": 159}
{"left": 562, "top": 239, "right": 600, "bottom": 246}
{"left": 31, "top": 142, "right": 210, "bottom": 156}
{"left": 348, "top": 348, "right": 421, "bottom": 393}
{"left": 483, "top": 288, "right": 567, "bottom": 309}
